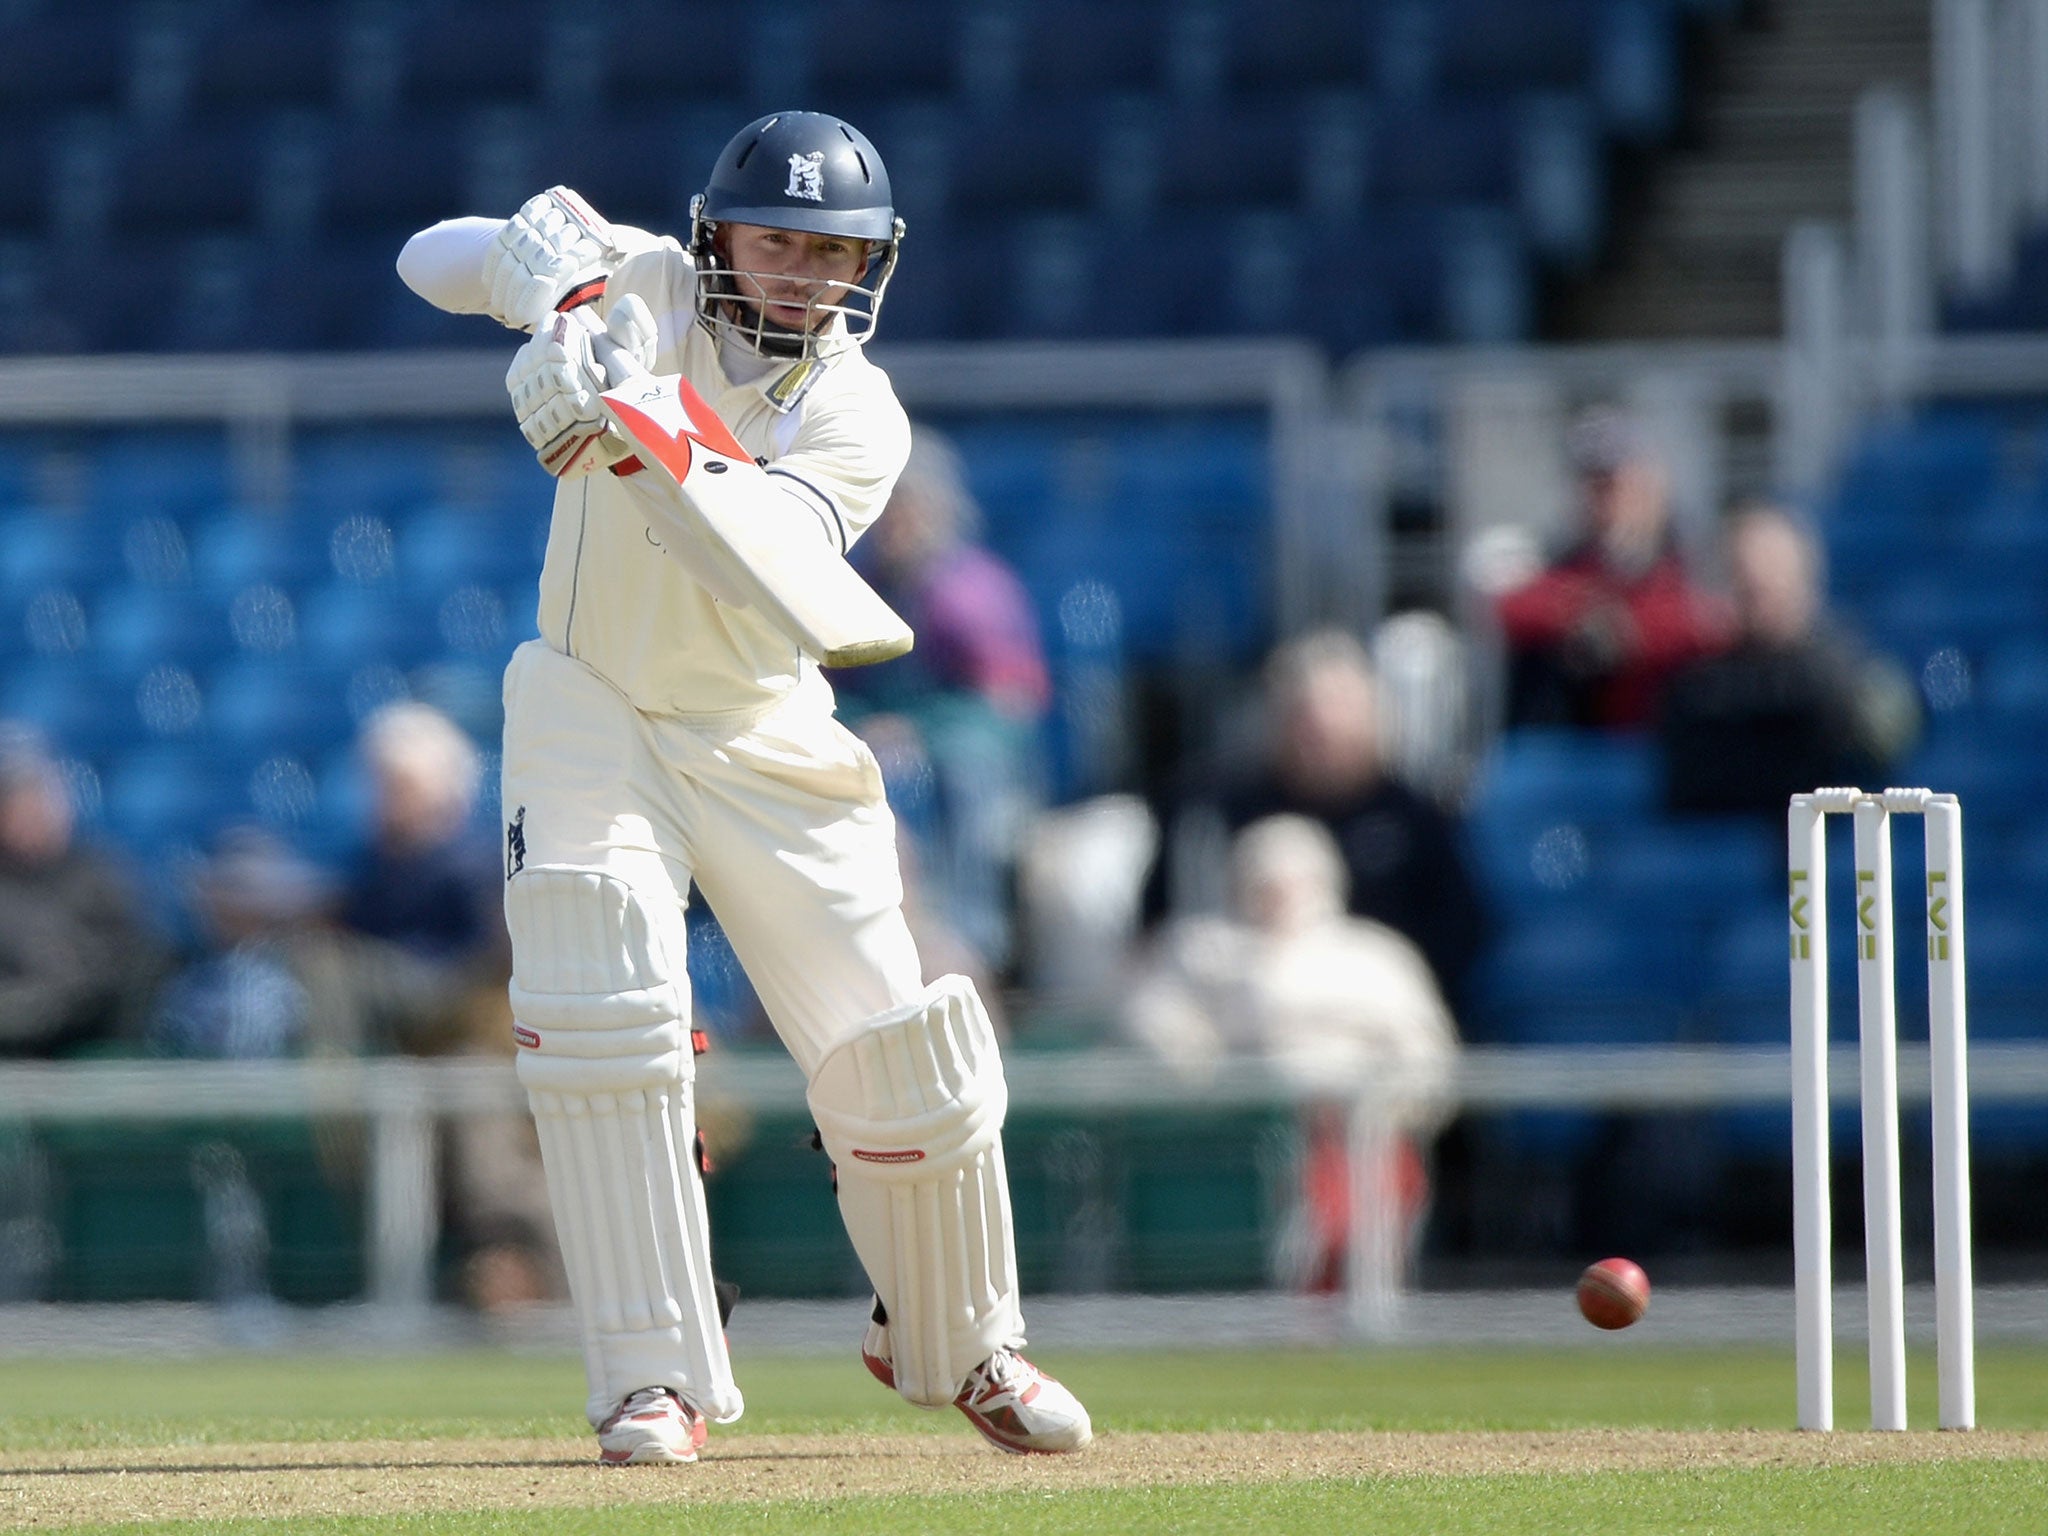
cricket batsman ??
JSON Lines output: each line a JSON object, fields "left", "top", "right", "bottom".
{"left": 396, "top": 110, "right": 1092, "bottom": 1463}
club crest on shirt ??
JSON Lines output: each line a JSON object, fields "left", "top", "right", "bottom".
{"left": 786, "top": 151, "right": 825, "bottom": 201}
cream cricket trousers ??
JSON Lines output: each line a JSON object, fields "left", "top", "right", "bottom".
{"left": 499, "top": 639, "right": 927, "bottom": 1426}
{"left": 502, "top": 639, "right": 926, "bottom": 1074}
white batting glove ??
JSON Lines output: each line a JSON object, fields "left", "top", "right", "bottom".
{"left": 481, "top": 186, "right": 624, "bottom": 333}
{"left": 506, "top": 294, "right": 658, "bottom": 479}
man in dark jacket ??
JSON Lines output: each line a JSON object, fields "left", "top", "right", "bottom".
{"left": 1149, "top": 629, "right": 1491, "bottom": 1017}
{"left": 1660, "top": 504, "right": 1920, "bottom": 817}
{"left": 0, "top": 723, "right": 163, "bottom": 1056}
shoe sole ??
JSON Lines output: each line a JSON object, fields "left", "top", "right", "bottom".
{"left": 599, "top": 1444, "right": 698, "bottom": 1465}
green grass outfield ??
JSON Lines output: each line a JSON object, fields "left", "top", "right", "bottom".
{"left": 5, "top": 1345, "right": 2048, "bottom": 1535}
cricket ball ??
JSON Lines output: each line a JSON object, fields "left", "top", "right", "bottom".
{"left": 1576, "top": 1257, "right": 1650, "bottom": 1330}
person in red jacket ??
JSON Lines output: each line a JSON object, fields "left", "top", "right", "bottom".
{"left": 1495, "top": 408, "right": 1733, "bottom": 730}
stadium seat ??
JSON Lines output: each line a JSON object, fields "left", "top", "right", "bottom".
{"left": 90, "top": 586, "right": 233, "bottom": 680}
{"left": 190, "top": 508, "right": 330, "bottom": 597}
{"left": 1469, "top": 728, "right": 1660, "bottom": 827}
{"left": 395, "top": 502, "right": 547, "bottom": 595}
{"left": 102, "top": 741, "right": 252, "bottom": 850}
{"left": 0, "top": 510, "right": 121, "bottom": 598}
{"left": 298, "top": 582, "right": 439, "bottom": 670}
{"left": 0, "top": 660, "right": 140, "bottom": 759}
{"left": 206, "top": 657, "right": 353, "bottom": 757}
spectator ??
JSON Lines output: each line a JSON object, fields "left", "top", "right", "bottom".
{"left": 334, "top": 702, "right": 565, "bottom": 1312}
{"left": 0, "top": 723, "right": 164, "bottom": 1057}
{"left": 149, "top": 825, "right": 464, "bottom": 1061}
{"left": 1494, "top": 407, "right": 1732, "bottom": 730}
{"left": 1659, "top": 503, "right": 1921, "bottom": 817}
{"left": 1125, "top": 815, "right": 1460, "bottom": 1290}
{"left": 1147, "top": 628, "right": 1491, "bottom": 1015}
{"left": 339, "top": 702, "right": 501, "bottom": 969}
{"left": 840, "top": 424, "right": 1051, "bottom": 970}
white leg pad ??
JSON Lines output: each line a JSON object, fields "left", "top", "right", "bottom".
{"left": 808, "top": 973, "right": 1023, "bottom": 1406}
{"left": 507, "top": 867, "right": 742, "bottom": 1427}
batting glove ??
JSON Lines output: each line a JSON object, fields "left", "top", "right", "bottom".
{"left": 482, "top": 186, "right": 624, "bottom": 333}
{"left": 506, "top": 294, "right": 659, "bottom": 479}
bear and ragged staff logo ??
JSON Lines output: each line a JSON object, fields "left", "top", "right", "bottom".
{"left": 786, "top": 151, "right": 825, "bottom": 201}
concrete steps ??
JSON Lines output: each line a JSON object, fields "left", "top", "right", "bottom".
{"left": 1559, "top": 0, "right": 1932, "bottom": 341}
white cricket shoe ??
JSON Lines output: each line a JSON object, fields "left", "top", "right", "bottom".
{"left": 862, "top": 1319, "right": 1093, "bottom": 1455}
{"left": 596, "top": 1386, "right": 707, "bottom": 1465}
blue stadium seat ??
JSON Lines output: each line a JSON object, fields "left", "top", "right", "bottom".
{"left": 1436, "top": 0, "right": 1598, "bottom": 94}
{"left": 395, "top": 502, "right": 547, "bottom": 595}
{"left": 1469, "top": 728, "right": 1660, "bottom": 827}
{"left": 0, "top": 6, "right": 126, "bottom": 111}
{"left": 1225, "top": 0, "right": 1376, "bottom": 95}
{"left": 1470, "top": 908, "right": 1699, "bottom": 1043}
{"left": 89, "top": 435, "right": 233, "bottom": 520}
{"left": 1863, "top": 575, "right": 2040, "bottom": 665}
{"left": 403, "top": 2, "right": 550, "bottom": 110}
{"left": 1009, "top": 2, "right": 1170, "bottom": 98}
{"left": 109, "top": 121, "right": 261, "bottom": 238}
{"left": 295, "top": 438, "right": 448, "bottom": 519}
{"left": 0, "top": 659, "right": 138, "bottom": 759}
{"left": 604, "top": 3, "right": 751, "bottom": 111}
{"left": 1373, "top": 97, "right": 1516, "bottom": 207}
{"left": 298, "top": 582, "right": 439, "bottom": 670}
{"left": 1598, "top": 817, "right": 1778, "bottom": 922}
{"left": 103, "top": 742, "right": 252, "bottom": 851}
{"left": 206, "top": 657, "right": 353, "bottom": 757}
{"left": 188, "top": 6, "right": 339, "bottom": 116}
{"left": 1828, "top": 413, "right": 2003, "bottom": 534}
{"left": 190, "top": 507, "right": 330, "bottom": 596}
{"left": 0, "top": 510, "right": 121, "bottom": 597}
{"left": 1897, "top": 734, "right": 2043, "bottom": 825}
{"left": 1960, "top": 909, "right": 2048, "bottom": 1040}
{"left": 90, "top": 586, "right": 233, "bottom": 680}
{"left": 808, "top": 0, "right": 965, "bottom": 102}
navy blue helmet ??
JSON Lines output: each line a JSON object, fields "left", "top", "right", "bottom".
{"left": 689, "top": 111, "right": 906, "bottom": 356}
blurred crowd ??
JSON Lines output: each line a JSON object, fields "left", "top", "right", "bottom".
{"left": 0, "top": 407, "right": 1921, "bottom": 1306}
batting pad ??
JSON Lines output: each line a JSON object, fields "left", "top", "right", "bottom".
{"left": 808, "top": 974, "right": 1024, "bottom": 1406}
{"left": 507, "top": 867, "right": 742, "bottom": 1426}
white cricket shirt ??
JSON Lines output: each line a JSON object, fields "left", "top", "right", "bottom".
{"left": 398, "top": 219, "right": 912, "bottom": 718}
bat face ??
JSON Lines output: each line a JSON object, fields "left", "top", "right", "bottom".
{"left": 596, "top": 368, "right": 914, "bottom": 670}
{"left": 602, "top": 375, "right": 753, "bottom": 483}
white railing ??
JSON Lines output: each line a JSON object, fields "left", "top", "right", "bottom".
{"left": 8, "top": 1043, "right": 2048, "bottom": 1335}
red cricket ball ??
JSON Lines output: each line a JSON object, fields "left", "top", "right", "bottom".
{"left": 1577, "top": 1257, "right": 1651, "bottom": 1330}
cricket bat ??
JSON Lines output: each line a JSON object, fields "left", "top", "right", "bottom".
{"left": 585, "top": 328, "right": 914, "bottom": 669}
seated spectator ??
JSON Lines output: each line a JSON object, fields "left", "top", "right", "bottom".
{"left": 339, "top": 702, "right": 501, "bottom": 969}
{"left": 1660, "top": 503, "right": 1921, "bottom": 817}
{"left": 0, "top": 723, "right": 165, "bottom": 1057}
{"left": 1495, "top": 407, "right": 1732, "bottom": 730}
{"left": 1125, "top": 815, "right": 1460, "bottom": 1290}
{"left": 333, "top": 703, "right": 565, "bottom": 1311}
{"left": 1147, "top": 628, "right": 1490, "bottom": 1015}
{"left": 839, "top": 423, "right": 1051, "bottom": 970}
{"left": 149, "top": 825, "right": 465, "bottom": 1060}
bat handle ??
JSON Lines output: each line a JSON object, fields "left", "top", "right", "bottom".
{"left": 565, "top": 308, "right": 644, "bottom": 388}
{"left": 586, "top": 327, "right": 635, "bottom": 382}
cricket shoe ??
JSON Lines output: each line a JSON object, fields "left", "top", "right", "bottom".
{"left": 596, "top": 1386, "right": 708, "bottom": 1465}
{"left": 862, "top": 1319, "right": 1093, "bottom": 1455}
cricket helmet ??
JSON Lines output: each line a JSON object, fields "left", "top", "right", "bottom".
{"left": 689, "top": 110, "right": 907, "bottom": 357}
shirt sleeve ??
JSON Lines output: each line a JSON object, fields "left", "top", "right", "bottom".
{"left": 395, "top": 214, "right": 670, "bottom": 318}
{"left": 395, "top": 217, "right": 501, "bottom": 315}
{"left": 767, "top": 376, "right": 914, "bottom": 553}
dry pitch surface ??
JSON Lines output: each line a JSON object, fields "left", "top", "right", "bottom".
{"left": 8, "top": 1429, "right": 2048, "bottom": 1527}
